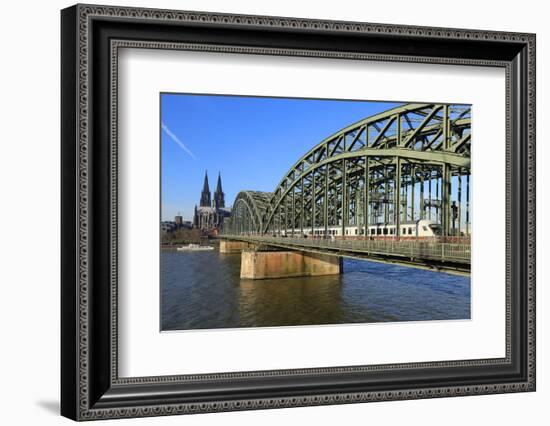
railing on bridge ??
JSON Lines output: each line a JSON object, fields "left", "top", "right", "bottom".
{"left": 221, "top": 235, "right": 470, "bottom": 265}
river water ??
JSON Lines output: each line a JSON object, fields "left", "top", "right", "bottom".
{"left": 161, "top": 249, "right": 470, "bottom": 331}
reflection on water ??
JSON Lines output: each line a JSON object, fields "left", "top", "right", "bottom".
{"left": 161, "top": 250, "right": 470, "bottom": 331}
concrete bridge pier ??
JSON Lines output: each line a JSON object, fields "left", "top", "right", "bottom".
{"left": 219, "top": 240, "right": 256, "bottom": 253}
{"left": 240, "top": 250, "right": 342, "bottom": 280}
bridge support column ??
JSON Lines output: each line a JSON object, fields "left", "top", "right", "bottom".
{"left": 219, "top": 240, "right": 256, "bottom": 253}
{"left": 240, "top": 250, "right": 342, "bottom": 280}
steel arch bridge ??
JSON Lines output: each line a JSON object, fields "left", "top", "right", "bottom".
{"left": 225, "top": 103, "right": 471, "bottom": 239}
{"left": 229, "top": 190, "right": 273, "bottom": 235}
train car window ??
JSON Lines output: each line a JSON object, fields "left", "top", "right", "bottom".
{"left": 377, "top": 228, "right": 381, "bottom": 235}
{"left": 355, "top": 229, "right": 358, "bottom": 235}
{"left": 429, "top": 225, "right": 441, "bottom": 235}
{"left": 383, "top": 228, "right": 388, "bottom": 235}
{"left": 408, "top": 227, "right": 412, "bottom": 235}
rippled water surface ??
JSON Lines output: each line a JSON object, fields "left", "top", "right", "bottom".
{"left": 161, "top": 249, "right": 470, "bottom": 331}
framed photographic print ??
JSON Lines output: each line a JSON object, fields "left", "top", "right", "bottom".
{"left": 61, "top": 4, "right": 536, "bottom": 421}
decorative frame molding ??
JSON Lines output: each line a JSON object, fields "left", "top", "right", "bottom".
{"left": 61, "top": 4, "right": 535, "bottom": 421}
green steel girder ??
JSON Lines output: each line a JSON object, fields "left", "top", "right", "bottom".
{"left": 268, "top": 105, "right": 470, "bottom": 208}
{"left": 225, "top": 103, "right": 471, "bottom": 237}
{"left": 227, "top": 190, "right": 272, "bottom": 234}
{"left": 262, "top": 147, "right": 469, "bottom": 232}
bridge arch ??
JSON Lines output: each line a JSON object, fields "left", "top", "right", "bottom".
{"left": 261, "top": 103, "right": 471, "bottom": 237}
{"left": 225, "top": 191, "right": 272, "bottom": 235}
{"left": 226, "top": 103, "right": 471, "bottom": 239}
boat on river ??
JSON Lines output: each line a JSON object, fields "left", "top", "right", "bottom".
{"left": 176, "top": 243, "right": 214, "bottom": 252}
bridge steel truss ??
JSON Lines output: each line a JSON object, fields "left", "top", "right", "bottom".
{"left": 227, "top": 103, "right": 472, "bottom": 239}
{"left": 227, "top": 190, "right": 273, "bottom": 235}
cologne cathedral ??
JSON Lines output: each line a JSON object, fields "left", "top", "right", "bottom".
{"left": 193, "top": 171, "right": 231, "bottom": 233}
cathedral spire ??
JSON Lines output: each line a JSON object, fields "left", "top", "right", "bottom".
{"left": 216, "top": 172, "right": 223, "bottom": 193}
{"left": 214, "top": 172, "right": 225, "bottom": 209}
{"left": 202, "top": 170, "right": 210, "bottom": 193}
{"left": 199, "top": 170, "right": 211, "bottom": 207}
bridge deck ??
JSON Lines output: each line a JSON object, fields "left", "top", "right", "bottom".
{"left": 220, "top": 235, "right": 470, "bottom": 273}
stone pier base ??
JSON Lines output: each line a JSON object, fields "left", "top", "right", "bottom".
{"left": 219, "top": 240, "right": 256, "bottom": 253}
{"left": 240, "top": 250, "right": 342, "bottom": 279}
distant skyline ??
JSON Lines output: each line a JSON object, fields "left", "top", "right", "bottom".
{"left": 161, "top": 94, "right": 402, "bottom": 221}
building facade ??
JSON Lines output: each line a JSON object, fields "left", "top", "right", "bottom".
{"left": 193, "top": 171, "right": 231, "bottom": 233}
{"left": 161, "top": 215, "right": 192, "bottom": 234}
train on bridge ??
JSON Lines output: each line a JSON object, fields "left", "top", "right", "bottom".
{"left": 270, "top": 219, "right": 444, "bottom": 240}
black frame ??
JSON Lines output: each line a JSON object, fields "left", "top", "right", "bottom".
{"left": 61, "top": 4, "right": 536, "bottom": 421}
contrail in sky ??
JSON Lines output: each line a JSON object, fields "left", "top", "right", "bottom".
{"left": 161, "top": 122, "right": 196, "bottom": 160}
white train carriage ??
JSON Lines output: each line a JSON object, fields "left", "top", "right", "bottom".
{"left": 276, "top": 219, "right": 442, "bottom": 239}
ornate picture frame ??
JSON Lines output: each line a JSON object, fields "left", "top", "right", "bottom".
{"left": 61, "top": 4, "right": 535, "bottom": 420}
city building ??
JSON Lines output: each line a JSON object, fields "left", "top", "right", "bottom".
{"left": 193, "top": 171, "right": 231, "bottom": 233}
{"left": 161, "top": 217, "right": 193, "bottom": 234}
{"left": 161, "top": 221, "right": 178, "bottom": 234}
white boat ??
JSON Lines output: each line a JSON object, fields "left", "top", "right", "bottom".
{"left": 176, "top": 244, "right": 214, "bottom": 252}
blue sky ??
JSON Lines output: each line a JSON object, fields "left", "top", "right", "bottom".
{"left": 161, "top": 93, "right": 401, "bottom": 221}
